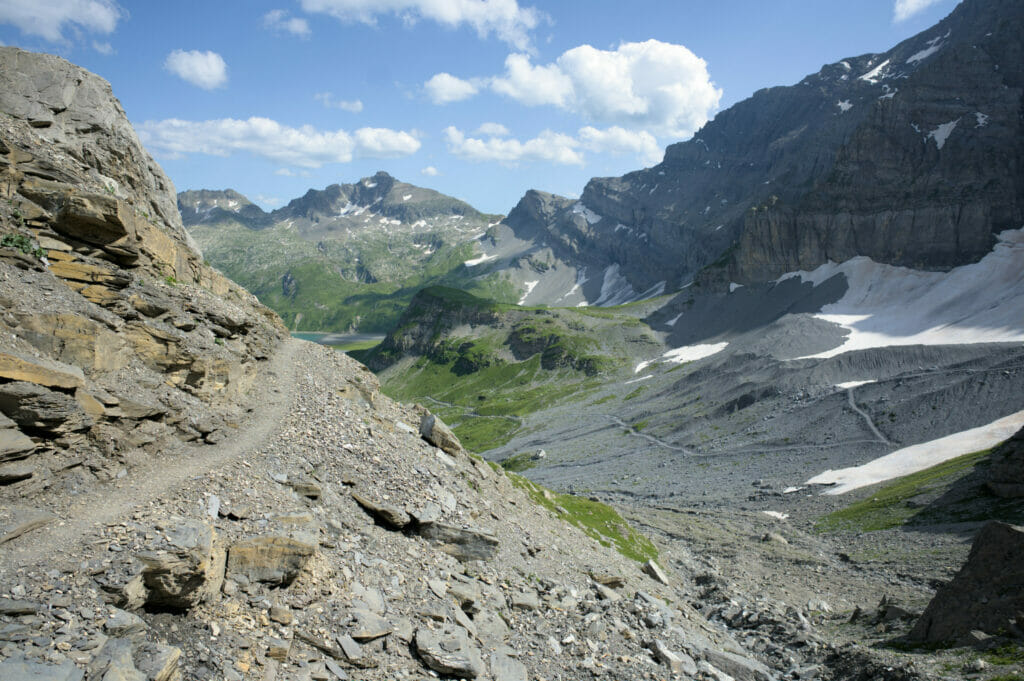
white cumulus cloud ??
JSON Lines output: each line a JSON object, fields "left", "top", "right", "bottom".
{"left": 263, "top": 9, "right": 311, "bottom": 37}
{"left": 455, "top": 39, "right": 720, "bottom": 139}
{"left": 425, "top": 73, "right": 480, "bottom": 104}
{"left": 444, "top": 126, "right": 583, "bottom": 165}
{"left": 443, "top": 124, "right": 665, "bottom": 167}
{"left": 274, "top": 168, "right": 312, "bottom": 177}
{"left": 299, "top": 0, "right": 541, "bottom": 50}
{"left": 893, "top": 0, "right": 945, "bottom": 21}
{"left": 490, "top": 53, "right": 572, "bottom": 107}
{"left": 255, "top": 194, "right": 283, "bottom": 207}
{"left": 474, "top": 122, "right": 510, "bottom": 137}
{"left": 314, "top": 92, "right": 363, "bottom": 112}
{"left": 137, "top": 117, "right": 420, "bottom": 167}
{"left": 164, "top": 50, "right": 228, "bottom": 90}
{"left": 421, "top": 165, "right": 440, "bottom": 176}
{"left": 92, "top": 40, "right": 114, "bottom": 55}
{"left": 578, "top": 126, "right": 662, "bottom": 166}
{"left": 0, "top": 0, "right": 122, "bottom": 42}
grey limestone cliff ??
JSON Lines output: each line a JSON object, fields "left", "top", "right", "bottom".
{"left": 492, "top": 0, "right": 1023, "bottom": 300}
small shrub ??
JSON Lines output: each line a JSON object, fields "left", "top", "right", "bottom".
{"left": 1, "top": 232, "right": 45, "bottom": 259}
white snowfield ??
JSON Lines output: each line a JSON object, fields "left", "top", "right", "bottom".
{"left": 463, "top": 253, "right": 497, "bottom": 267}
{"left": 634, "top": 342, "right": 729, "bottom": 374}
{"left": 807, "top": 409, "right": 1024, "bottom": 495}
{"left": 835, "top": 380, "right": 876, "bottom": 390}
{"left": 783, "top": 228, "right": 1024, "bottom": 360}
{"left": 518, "top": 280, "right": 538, "bottom": 305}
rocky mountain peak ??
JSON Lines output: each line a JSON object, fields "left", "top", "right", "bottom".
{"left": 177, "top": 189, "right": 269, "bottom": 229}
{"left": 478, "top": 0, "right": 1023, "bottom": 305}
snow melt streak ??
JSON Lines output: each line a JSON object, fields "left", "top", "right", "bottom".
{"left": 807, "top": 409, "right": 1024, "bottom": 495}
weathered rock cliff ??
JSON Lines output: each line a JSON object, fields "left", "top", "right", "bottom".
{"left": 0, "top": 45, "right": 285, "bottom": 486}
{"left": 492, "top": 0, "right": 1024, "bottom": 299}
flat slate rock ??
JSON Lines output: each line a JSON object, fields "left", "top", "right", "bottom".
{"left": 0, "top": 506, "right": 57, "bottom": 544}
{"left": 0, "top": 655, "right": 84, "bottom": 681}
{"left": 489, "top": 651, "right": 527, "bottom": 681}
{"left": 415, "top": 626, "right": 483, "bottom": 679}
{"left": 351, "top": 491, "right": 410, "bottom": 529}
{"left": 417, "top": 522, "right": 499, "bottom": 562}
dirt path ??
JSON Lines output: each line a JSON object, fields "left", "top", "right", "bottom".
{"left": 847, "top": 386, "right": 891, "bottom": 445}
{"left": 606, "top": 415, "right": 696, "bottom": 454}
{"left": 0, "top": 337, "right": 306, "bottom": 573}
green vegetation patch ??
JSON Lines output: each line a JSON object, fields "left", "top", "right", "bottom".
{"left": 382, "top": 352, "right": 598, "bottom": 452}
{"left": 985, "top": 644, "right": 1024, "bottom": 666}
{"left": 500, "top": 452, "right": 539, "bottom": 473}
{"left": 815, "top": 448, "right": 1024, "bottom": 533}
{"left": 507, "top": 472, "right": 658, "bottom": 563}
{"left": 188, "top": 218, "right": 518, "bottom": 333}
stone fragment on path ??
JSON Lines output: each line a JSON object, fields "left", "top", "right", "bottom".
{"left": 415, "top": 626, "right": 483, "bottom": 679}
{"left": 418, "top": 522, "right": 499, "bottom": 562}
{"left": 351, "top": 491, "right": 411, "bottom": 529}
{"left": 136, "top": 520, "right": 224, "bottom": 610}
{"left": 642, "top": 559, "right": 670, "bottom": 585}
{"left": 649, "top": 639, "right": 697, "bottom": 676}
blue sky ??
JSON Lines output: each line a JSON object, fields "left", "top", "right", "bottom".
{"left": 0, "top": 0, "right": 960, "bottom": 214}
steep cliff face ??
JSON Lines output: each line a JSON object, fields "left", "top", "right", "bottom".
{"left": 492, "top": 0, "right": 1024, "bottom": 299}
{"left": 0, "top": 47, "right": 285, "bottom": 482}
{"left": 732, "top": 0, "right": 1024, "bottom": 281}
{"left": 365, "top": 287, "right": 503, "bottom": 369}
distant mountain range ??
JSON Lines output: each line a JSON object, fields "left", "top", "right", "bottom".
{"left": 180, "top": 172, "right": 509, "bottom": 332}
{"left": 469, "top": 0, "right": 1023, "bottom": 305}
{"left": 186, "top": 0, "right": 1022, "bottom": 332}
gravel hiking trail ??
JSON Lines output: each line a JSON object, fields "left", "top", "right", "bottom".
{"left": 0, "top": 337, "right": 305, "bottom": 573}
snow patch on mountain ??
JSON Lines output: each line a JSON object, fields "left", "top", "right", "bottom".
{"left": 859, "top": 59, "right": 891, "bottom": 84}
{"left": 906, "top": 31, "right": 949, "bottom": 64}
{"left": 464, "top": 253, "right": 498, "bottom": 267}
{"left": 807, "top": 408, "right": 1024, "bottom": 495}
{"left": 518, "top": 280, "right": 538, "bottom": 305}
{"left": 927, "top": 119, "right": 959, "bottom": 149}
{"left": 783, "top": 228, "right": 1024, "bottom": 359}
{"left": 664, "top": 342, "right": 729, "bottom": 365}
{"left": 571, "top": 202, "right": 602, "bottom": 225}
{"left": 836, "top": 380, "right": 876, "bottom": 390}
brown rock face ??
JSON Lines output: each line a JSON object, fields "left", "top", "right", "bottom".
{"left": 0, "top": 46, "right": 285, "bottom": 506}
{"left": 909, "top": 521, "right": 1024, "bottom": 643}
{"left": 226, "top": 532, "right": 317, "bottom": 586}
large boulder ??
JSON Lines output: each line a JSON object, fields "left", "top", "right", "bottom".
{"left": 0, "top": 413, "right": 35, "bottom": 463}
{"left": 136, "top": 520, "right": 225, "bottom": 611}
{"left": 417, "top": 522, "right": 499, "bottom": 562}
{"left": 420, "top": 413, "right": 465, "bottom": 455}
{"left": 909, "top": 521, "right": 1024, "bottom": 643}
{"left": 227, "top": 531, "right": 317, "bottom": 586}
{"left": 415, "top": 626, "right": 484, "bottom": 679}
{"left": 0, "top": 351, "right": 85, "bottom": 389}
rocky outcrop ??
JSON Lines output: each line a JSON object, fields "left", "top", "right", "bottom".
{"left": 0, "top": 46, "right": 286, "bottom": 489}
{"left": 909, "top": 521, "right": 1024, "bottom": 643}
{"left": 364, "top": 286, "right": 502, "bottom": 369}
